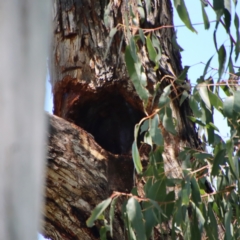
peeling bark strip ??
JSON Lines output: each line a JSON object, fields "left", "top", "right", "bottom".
{"left": 46, "top": 0, "right": 202, "bottom": 239}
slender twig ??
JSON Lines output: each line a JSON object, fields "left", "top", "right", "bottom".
{"left": 110, "top": 183, "right": 236, "bottom": 206}
{"left": 116, "top": 19, "right": 217, "bottom": 34}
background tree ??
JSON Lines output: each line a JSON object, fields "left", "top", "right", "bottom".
{"left": 43, "top": 0, "right": 240, "bottom": 239}
{"left": 0, "top": 1, "right": 51, "bottom": 240}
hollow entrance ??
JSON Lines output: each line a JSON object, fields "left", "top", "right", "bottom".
{"left": 66, "top": 89, "right": 145, "bottom": 155}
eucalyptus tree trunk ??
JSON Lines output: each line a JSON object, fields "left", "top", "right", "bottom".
{"left": 43, "top": 0, "right": 200, "bottom": 239}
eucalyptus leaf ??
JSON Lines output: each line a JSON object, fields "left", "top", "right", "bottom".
{"left": 223, "top": 96, "right": 234, "bottom": 118}
{"left": 109, "top": 197, "right": 118, "bottom": 237}
{"left": 213, "top": 0, "right": 224, "bottom": 10}
{"left": 138, "top": 6, "right": 145, "bottom": 23}
{"left": 180, "top": 90, "right": 189, "bottom": 105}
{"left": 175, "top": 199, "right": 187, "bottom": 226}
{"left": 126, "top": 197, "right": 146, "bottom": 240}
{"left": 218, "top": 44, "right": 227, "bottom": 80}
{"left": 224, "top": 203, "right": 233, "bottom": 240}
{"left": 212, "top": 149, "right": 227, "bottom": 176}
{"left": 189, "top": 96, "right": 202, "bottom": 118}
{"left": 144, "top": 131, "right": 152, "bottom": 146}
{"left": 134, "top": 123, "right": 140, "bottom": 141}
{"left": 201, "top": 2, "right": 210, "bottom": 29}
{"left": 145, "top": 0, "right": 151, "bottom": 16}
{"left": 181, "top": 188, "right": 190, "bottom": 206}
{"left": 208, "top": 90, "right": 223, "bottom": 111}
{"left": 234, "top": 155, "right": 239, "bottom": 178}
{"left": 181, "top": 176, "right": 191, "bottom": 206}
{"left": 86, "top": 198, "right": 112, "bottom": 227}
{"left": 191, "top": 176, "right": 202, "bottom": 206}
{"left": 147, "top": 179, "right": 166, "bottom": 202}
{"left": 178, "top": 66, "right": 190, "bottom": 81}
{"left": 163, "top": 107, "right": 177, "bottom": 135}
{"left": 197, "top": 83, "right": 211, "bottom": 111}
{"left": 140, "top": 120, "right": 149, "bottom": 134}
{"left": 142, "top": 201, "right": 158, "bottom": 238}
{"left": 220, "top": 82, "right": 232, "bottom": 96}
{"left": 193, "top": 152, "right": 212, "bottom": 160}
{"left": 165, "top": 191, "right": 175, "bottom": 218}
{"left": 149, "top": 114, "right": 163, "bottom": 145}
{"left": 132, "top": 141, "right": 142, "bottom": 173}
{"left": 125, "top": 46, "right": 149, "bottom": 101}
{"left": 191, "top": 202, "right": 205, "bottom": 231}
{"left": 100, "top": 225, "right": 108, "bottom": 240}
{"left": 146, "top": 35, "right": 160, "bottom": 69}
{"left": 130, "top": 37, "right": 138, "bottom": 62}
{"left": 234, "top": 13, "right": 240, "bottom": 61}
{"left": 139, "top": 28, "right": 145, "bottom": 44}
{"left": 226, "top": 140, "right": 238, "bottom": 179}
{"left": 223, "top": 8, "right": 231, "bottom": 33}
{"left": 125, "top": 213, "right": 137, "bottom": 240}
{"left": 158, "top": 85, "right": 171, "bottom": 108}
{"left": 233, "top": 90, "right": 240, "bottom": 112}
{"left": 223, "top": 0, "right": 231, "bottom": 33}
{"left": 188, "top": 116, "right": 205, "bottom": 126}
{"left": 151, "top": 34, "right": 162, "bottom": 62}
{"left": 213, "top": 24, "right": 219, "bottom": 52}
{"left": 174, "top": 0, "right": 197, "bottom": 33}
{"left": 206, "top": 122, "right": 219, "bottom": 132}
{"left": 146, "top": 35, "right": 157, "bottom": 63}
{"left": 207, "top": 203, "right": 218, "bottom": 239}
{"left": 203, "top": 56, "right": 213, "bottom": 77}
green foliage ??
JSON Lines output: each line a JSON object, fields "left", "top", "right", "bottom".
{"left": 125, "top": 45, "right": 149, "bottom": 104}
{"left": 132, "top": 140, "right": 142, "bottom": 173}
{"left": 173, "top": 0, "right": 197, "bottom": 32}
{"left": 87, "top": 0, "right": 240, "bottom": 239}
{"left": 201, "top": 2, "right": 210, "bottom": 29}
{"left": 86, "top": 198, "right": 112, "bottom": 227}
{"left": 126, "top": 197, "right": 146, "bottom": 240}
{"left": 146, "top": 34, "right": 162, "bottom": 70}
{"left": 218, "top": 44, "right": 227, "bottom": 79}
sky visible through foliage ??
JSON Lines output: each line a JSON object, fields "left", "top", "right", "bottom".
{"left": 173, "top": 0, "right": 240, "bottom": 141}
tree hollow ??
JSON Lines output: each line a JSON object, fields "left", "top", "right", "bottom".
{"left": 53, "top": 78, "right": 145, "bottom": 155}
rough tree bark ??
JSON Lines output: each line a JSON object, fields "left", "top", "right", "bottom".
{"left": 42, "top": 0, "right": 200, "bottom": 239}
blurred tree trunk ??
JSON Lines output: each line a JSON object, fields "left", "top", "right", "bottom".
{"left": 42, "top": 0, "right": 200, "bottom": 239}
{"left": 0, "top": 1, "right": 50, "bottom": 240}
